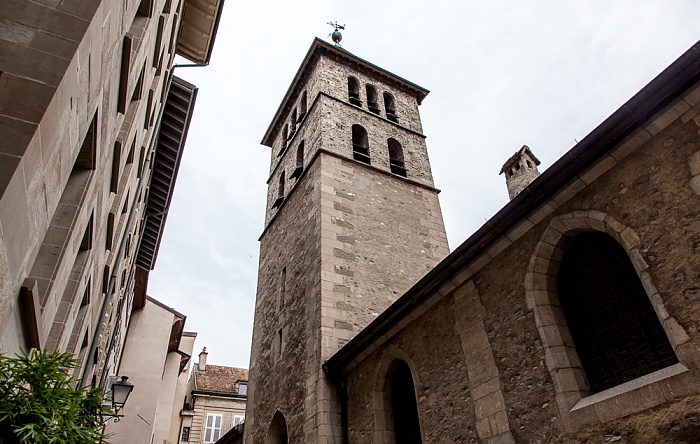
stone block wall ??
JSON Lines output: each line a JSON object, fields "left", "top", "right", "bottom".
{"left": 0, "top": 0, "right": 186, "bottom": 386}
{"left": 341, "top": 79, "right": 700, "bottom": 443}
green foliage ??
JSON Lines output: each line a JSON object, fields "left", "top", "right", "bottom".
{"left": 0, "top": 350, "right": 110, "bottom": 444}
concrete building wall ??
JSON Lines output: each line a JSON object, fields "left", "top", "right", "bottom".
{"left": 341, "top": 79, "right": 700, "bottom": 443}
{"left": 0, "top": 0, "right": 187, "bottom": 387}
{"left": 170, "top": 333, "right": 196, "bottom": 444}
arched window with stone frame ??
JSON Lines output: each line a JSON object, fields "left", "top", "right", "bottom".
{"left": 298, "top": 90, "right": 308, "bottom": 121}
{"left": 384, "top": 92, "right": 397, "bottom": 122}
{"left": 279, "top": 124, "right": 288, "bottom": 157}
{"left": 348, "top": 76, "right": 361, "bottom": 106}
{"left": 374, "top": 358, "right": 423, "bottom": 444}
{"left": 291, "top": 141, "right": 304, "bottom": 179}
{"left": 388, "top": 138, "right": 407, "bottom": 177}
{"left": 366, "top": 84, "right": 380, "bottom": 114}
{"left": 272, "top": 171, "right": 285, "bottom": 208}
{"left": 352, "top": 125, "right": 370, "bottom": 164}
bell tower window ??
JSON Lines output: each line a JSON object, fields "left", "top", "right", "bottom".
{"left": 352, "top": 125, "right": 370, "bottom": 164}
{"left": 388, "top": 138, "right": 406, "bottom": 177}
{"left": 384, "top": 92, "right": 397, "bottom": 122}
{"left": 366, "top": 84, "right": 380, "bottom": 114}
{"left": 348, "top": 76, "right": 361, "bottom": 106}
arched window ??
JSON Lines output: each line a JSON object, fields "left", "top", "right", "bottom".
{"left": 291, "top": 141, "right": 304, "bottom": 179}
{"left": 558, "top": 232, "right": 678, "bottom": 393}
{"left": 383, "top": 360, "right": 422, "bottom": 444}
{"left": 384, "top": 92, "right": 397, "bottom": 122}
{"left": 265, "top": 411, "right": 288, "bottom": 444}
{"left": 348, "top": 76, "right": 361, "bottom": 106}
{"left": 366, "top": 84, "right": 379, "bottom": 114}
{"left": 388, "top": 138, "right": 406, "bottom": 177}
{"left": 298, "top": 91, "right": 307, "bottom": 121}
{"left": 273, "top": 171, "right": 285, "bottom": 208}
{"left": 352, "top": 124, "right": 370, "bottom": 164}
{"left": 289, "top": 108, "right": 297, "bottom": 139}
{"left": 279, "top": 124, "right": 288, "bottom": 157}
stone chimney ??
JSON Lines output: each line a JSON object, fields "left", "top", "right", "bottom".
{"left": 198, "top": 347, "right": 208, "bottom": 371}
{"left": 500, "top": 145, "right": 541, "bottom": 199}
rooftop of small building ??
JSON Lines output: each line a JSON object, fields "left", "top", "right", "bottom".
{"left": 194, "top": 364, "right": 249, "bottom": 395}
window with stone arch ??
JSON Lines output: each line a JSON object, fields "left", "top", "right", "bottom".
{"left": 298, "top": 90, "right": 307, "bottom": 121}
{"left": 348, "top": 76, "right": 361, "bottom": 106}
{"left": 374, "top": 358, "right": 422, "bottom": 444}
{"left": 272, "top": 171, "right": 285, "bottom": 208}
{"left": 366, "top": 84, "right": 380, "bottom": 114}
{"left": 384, "top": 92, "right": 397, "bottom": 122}
{"left": 265, "top": 411, "right": 288, "bottom": 444}
{"left": 387, "top": 138, "right": 406, "bottom": 177}
{"left": 291, "top": 141, "right": 304, "bottom": 179}
{"left": 525, "top": 211, "right": 695, "bottom": 428}
{"left": 352, "top": 124, "right": 370, "bottom": 165}
{"left": 279, "top": 124, "right": 288, "bottom": 157}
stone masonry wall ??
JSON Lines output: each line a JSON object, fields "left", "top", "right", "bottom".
{"left": 341, "top": 82, "right": 700, "bottom": 443}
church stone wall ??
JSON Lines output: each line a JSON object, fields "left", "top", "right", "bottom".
{"left": 247, "top": 158, "right": 323, "bottom": 444}
{"left": 342, "top": 86, "right": 700, "bottom": 443}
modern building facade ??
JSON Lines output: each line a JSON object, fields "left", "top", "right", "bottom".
{"left": 180, "top": 348, "right": 248, "bottom": 443}
{"left": 246, "top": 37, "right": 700, "bottom": 443}
{"left": 0, "top": 0, "right": 223, "bottom": 394}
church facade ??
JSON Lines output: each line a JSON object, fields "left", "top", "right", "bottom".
{"left": 246, "top": 38, "right": 700, "bottom": 443}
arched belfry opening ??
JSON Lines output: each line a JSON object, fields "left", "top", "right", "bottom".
{"left": 388, "top": 138, "right": 406, "bottom": 177}
{"left": 265, "top": 411, "right": 288, "bottom": 444}
{"left": 381, "top": 359, "right": 422, "bottom": 444}
{"left": 352, "top": 124, "right": 370, "bottom": 164}
{"left": 558, "top": 232, "right": 678, "bottom": 393}
{"left": 348, "top": 76, "right": 361, "bottom": 106}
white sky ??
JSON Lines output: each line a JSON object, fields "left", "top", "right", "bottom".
{"left": 148, "top": 0, "right": 700, "bottom": 369}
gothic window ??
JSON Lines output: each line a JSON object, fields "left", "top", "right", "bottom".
{"left": 352, "top": 125, "right": 370, "bottom": 164}
{"left": 558, "top": 232, "right": 678, "bottom": 393}
{"left": 366, "top": 84, "right": 380, "bottom": 114}
{"left": 348, "top": 76, "right": 361, "bottom": 106}
{"left": 279, "top": 124, "right": 288, "bottom": 157}
{"left": 273, "top": 171, "right": 285, "bottom": 208}
{"left": 266, "top": 411, "right": 288, "bottom": 444}
{"left": 388, "top": 138, "right": 407, "bottom": 177}
{"left": 291, "top": 141, "right": 304, "bottom": 179}
{"left": 298, "top": 90, "right": 307, "bottom": 121}
{"left": 384, "top": 360, "right": 422, "bottom": 444}
{"left": 384, "top": 92, "right": 397, "bottom": 122}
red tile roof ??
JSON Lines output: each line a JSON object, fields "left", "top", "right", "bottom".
{"left": 195, "top": 365, "right": 248, "bottom": 395}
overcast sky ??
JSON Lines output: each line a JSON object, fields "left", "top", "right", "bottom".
{"left": 147, "top": 1, "right": 700, "bottom": 369}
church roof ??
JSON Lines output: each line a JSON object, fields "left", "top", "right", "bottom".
{"left": 499, "top": 145, "right": 541, "bottom": 174}
{"left": 324, "top": 38, "right": 700, "bottom": 375}
{"left": 194, "top": 365, "right": 248, "bottom": 395}
{"left": 261, "top": 38, "right": 430, "bottom": 147}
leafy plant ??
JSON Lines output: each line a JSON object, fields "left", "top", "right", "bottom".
{"left": 0, "top": 350, "right": 110, "bottom": 443}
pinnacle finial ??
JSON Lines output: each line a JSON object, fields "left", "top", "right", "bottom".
{"left": 327, "top": 21, "right": 345, "bottom": 47}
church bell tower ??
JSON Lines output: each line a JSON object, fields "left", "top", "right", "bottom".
{"left": 244, "top": 38, "right": 449, "bottom": 444}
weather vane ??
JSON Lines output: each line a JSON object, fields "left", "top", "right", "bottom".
{"left": 327, "top": 21, "right": 345, "bottom": 47}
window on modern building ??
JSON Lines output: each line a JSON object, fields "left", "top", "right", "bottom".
{"left": 272, "top": 171, "right": 285, "bottom": 208}
{"left": 384, "top": 92, "right": 397, "bottom": 122}
{"left": 298, "top": 91, "right": 307, "bottom": 121}
{"left": 291, "top": 141, "right": 304, "bottom": 179}
{"left": 204, "top": 414, "right": 222, "bottom": 443}
{"left": 234, "top": 415, "right": 245, "bottom": 426}
{"left": 558, "top": 232, "right": 678, "bottom": 393}
{"left": 266, "top": 411, "right": 288, "bottom": 444}
{"left": 279, "top": 125, "right": 288, "bottom": 157}
{"left": 238, "top": 382, "right": 248, "bottom": 396}
{"left": 348, "top": 76, "right": 361, "bottom": 106}
{"left": 388, "top": 138, "right": 407, "bottom": 177}
{"left": 352, "top": 125, "right": 370, "bottom": 164}
{"left": 385, "top": 360, "right": 422, "bottom": 444}
{"left": 366, "top": 84, "right": 380, "bottom": 114}
{"left": 180, "top": 426, "right": 190, "bottom": 442}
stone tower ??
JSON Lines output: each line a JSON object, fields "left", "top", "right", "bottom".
{"left": 244, "top": 38, "right": 450, "bottom": 444}
{"left": 500, "top": 145, "right": 541, "bottom": 199}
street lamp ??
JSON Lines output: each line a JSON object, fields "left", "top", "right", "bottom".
{"left": 103, "top": 376, "right": 134, "bottom": 423}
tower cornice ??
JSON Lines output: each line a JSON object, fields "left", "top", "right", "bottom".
{"left": 261, "top": 38, "right": 430, "bottom": 147}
